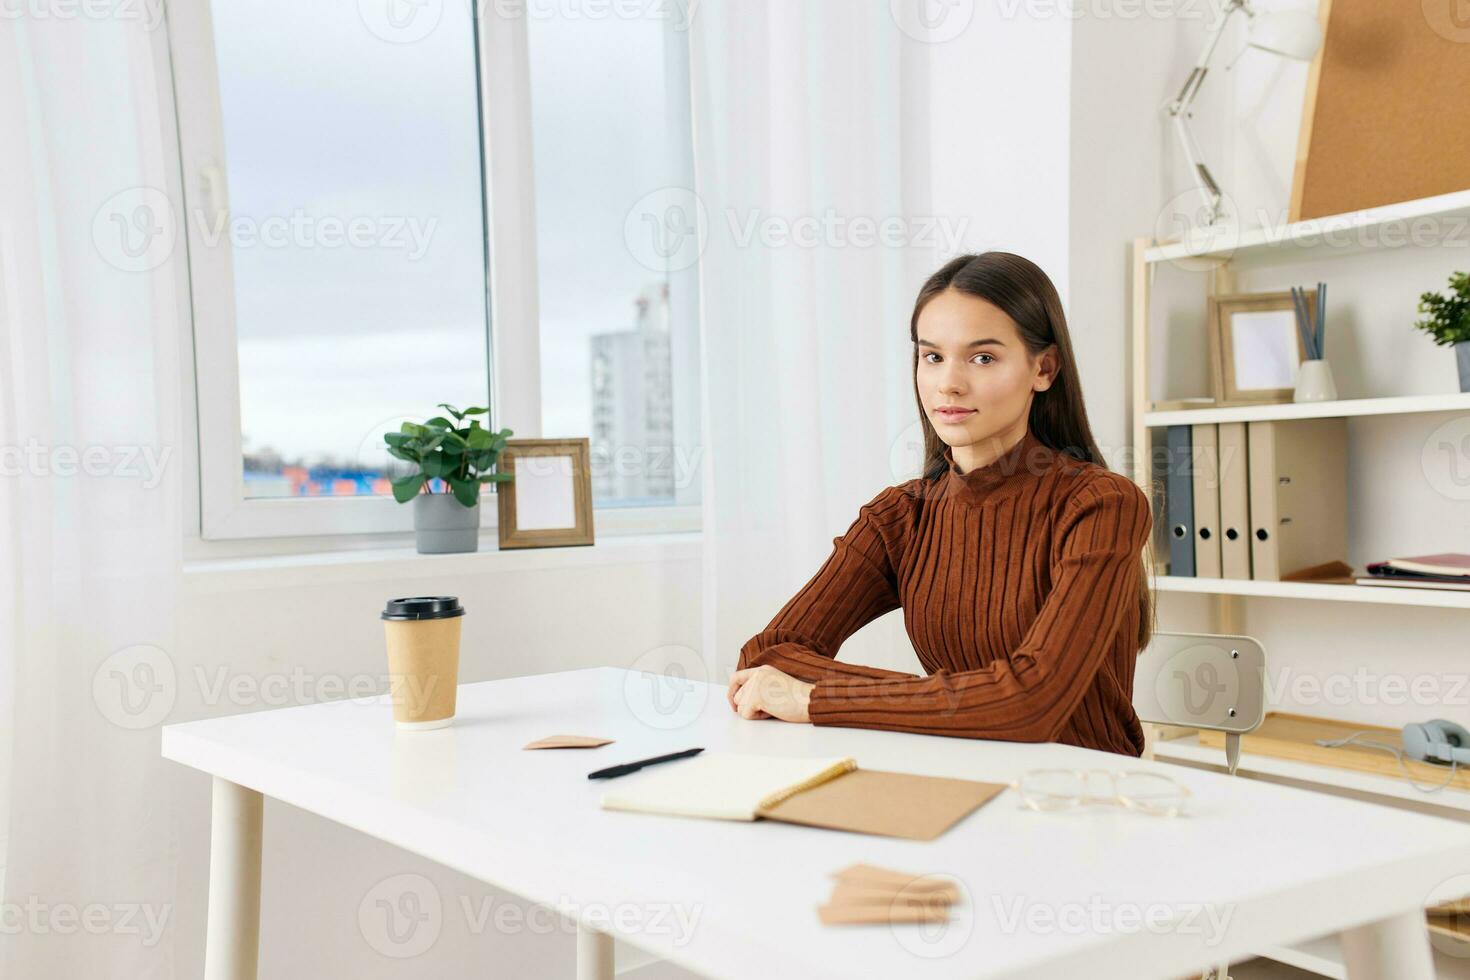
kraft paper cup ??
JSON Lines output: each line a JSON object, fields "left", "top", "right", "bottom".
{"left": 382, "top": 596, "right": 464, "bottom": 730}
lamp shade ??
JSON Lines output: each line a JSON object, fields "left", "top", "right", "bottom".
{"left": 1248, "top": 10, "right": 1323, "bottom": 60}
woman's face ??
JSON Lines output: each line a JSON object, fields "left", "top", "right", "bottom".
{"left": 915, "top": 287, "right": 1056, "bottom": 451}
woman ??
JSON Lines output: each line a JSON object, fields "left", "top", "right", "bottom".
{"left": 725, "top": 251, "right": 1155, "bottom": 756}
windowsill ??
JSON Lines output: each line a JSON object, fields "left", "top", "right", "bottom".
{"left": 182, "top": 531, "right": 702, "bottom": 593}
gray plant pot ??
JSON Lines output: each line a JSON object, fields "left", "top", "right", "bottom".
{"left": 412, "top": 492, "right": 480, "bottom": 554}
{"left": 1458, "top": 342, "right": 1470, "bottom": 393}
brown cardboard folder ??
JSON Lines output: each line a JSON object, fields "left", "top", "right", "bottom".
{"left": 757, "top": 769, "right": 1005, "bottom": 841}
{"left": 599, "top": 752, "right": 1005, "bottom": 841}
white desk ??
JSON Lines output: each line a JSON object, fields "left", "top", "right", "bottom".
{"left": 162, "top": 666, "right": 1470, "bottom": 980}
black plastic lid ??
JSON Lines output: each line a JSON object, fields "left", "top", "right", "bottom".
{"left": 381, "top": 596, "right": 465, "bottom": 621}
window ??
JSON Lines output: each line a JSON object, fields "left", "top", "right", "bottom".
{"left": 526, "top": 11, "right": 701, "bottom": 510}
{"left": 171, "top": 3, "right": 700, "bottom": 540}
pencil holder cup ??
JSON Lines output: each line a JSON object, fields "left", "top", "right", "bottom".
{"left": 1293, "top": 359, "right": 1338, "bottom": 403}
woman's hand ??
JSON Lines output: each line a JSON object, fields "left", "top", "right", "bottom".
{"left": 727, "top": 665, "right": 814, "bottom": 723}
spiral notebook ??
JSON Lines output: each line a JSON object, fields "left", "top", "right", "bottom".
{"left": 599, "top": 751, "right": 1006, "bottom": 841}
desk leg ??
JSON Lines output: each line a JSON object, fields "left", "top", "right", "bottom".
{"left": 1341, "top": 909, "right": 1433, "bottom": 979}
{"left": 576, "top": 923, "right": 613, "bottom": 980}
{"left": 204, "top": 777, "right": 264, "bottom": 980}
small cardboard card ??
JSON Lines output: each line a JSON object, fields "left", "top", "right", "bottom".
{"left": 828, "top": 881, "right": 959, "bottom": 907}
{"left": 817, "top": 902, "right": 950, "bottom": 926}
{"left": 523, "top": 735, "right": 615, "bottom": 750}
{"left": 830, "top": 863, "right": 959, "bottom": 897}
{"left": 817, "top": 863, "right": 962, "bottom": 925}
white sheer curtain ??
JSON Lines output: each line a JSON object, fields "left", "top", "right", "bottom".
{"left": 1, "top": 14, "right": 185, "bottom": 979}
{"left": 689, "top": 2, "right": 945, "bottom": 681}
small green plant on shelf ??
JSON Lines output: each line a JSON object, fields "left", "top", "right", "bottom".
{"left": 383, "top": 404, "right": 513, "bottom": 507}
{"left": 1415, "top": 271, "right": 1470, "bottom": 347}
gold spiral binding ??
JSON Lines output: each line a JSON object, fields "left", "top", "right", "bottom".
{"left": 756, "top": 758, "right": 857, "bottom": 811}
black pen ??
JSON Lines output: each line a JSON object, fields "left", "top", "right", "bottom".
{"left": 588, "top": 747, "right": 704, "bottom": 780}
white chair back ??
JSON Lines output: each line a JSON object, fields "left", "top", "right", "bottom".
{"left": 1133, "top": 631, "right": 1267, "bottom": 773}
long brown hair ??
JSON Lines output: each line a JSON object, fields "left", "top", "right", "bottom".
{"left": 909, "top": 251, "right": 1154, "bottom": 652}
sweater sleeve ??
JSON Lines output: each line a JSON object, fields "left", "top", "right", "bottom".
{"left": 805, "top": 476, "right": 1151, "bottom": 740}
{"left": 736, "top": 486, "right": 922, "bottom": 684}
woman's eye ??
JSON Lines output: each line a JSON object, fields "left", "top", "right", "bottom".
{"left": 974, "top": 353, "right": 994, "bottom": 365}
{"left": 922, "top": 352, "right": 940, "bottom": 363}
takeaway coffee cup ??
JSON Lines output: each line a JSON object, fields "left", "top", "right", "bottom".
{"left": 381, "top": 596, "right": 465, "bottom": 730}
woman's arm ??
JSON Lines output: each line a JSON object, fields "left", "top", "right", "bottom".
{"left": 736, "top": 485, "right": 922, "bottom": 685}
{"left": 803, "top": 477, "right": 1151, "bottom": 741}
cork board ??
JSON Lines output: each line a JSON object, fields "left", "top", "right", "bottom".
{"left": 1289, "top": 0, "right": 1470, "bottom": 221}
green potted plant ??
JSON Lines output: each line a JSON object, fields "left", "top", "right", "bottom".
{"left": 384, "top": 404, "right": 514, "bottom": 554}
{"left": 1415, "top": 271, "right": 1470, "bottom": 393}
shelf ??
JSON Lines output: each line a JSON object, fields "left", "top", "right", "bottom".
{"left": 1143, "top": 188, "right": 1470, "bottom": 265}
{"left": 1151, "top": 732, "right": 1470, "bottom": 814}
{"left": 1153, "top": 575, "right": 1470, "bottom": 609}
{"left": 1144, "top": 391, "right": 1470, "bottom": 427}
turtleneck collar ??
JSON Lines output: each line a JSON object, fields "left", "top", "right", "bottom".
{"left": 940, "top": 428, "right": 1050, "bottom": 501}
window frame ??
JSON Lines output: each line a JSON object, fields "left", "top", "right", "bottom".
{"left": 168, "top": 2, "right": 701, "bottom": 544}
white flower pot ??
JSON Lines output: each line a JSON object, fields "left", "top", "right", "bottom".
{"left": 412, "top": 493, "right": 480, "bottom": 554}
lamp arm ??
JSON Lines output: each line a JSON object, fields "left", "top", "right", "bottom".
{"left": 1165, "top": 0, "right": 1249, "bottom": 225}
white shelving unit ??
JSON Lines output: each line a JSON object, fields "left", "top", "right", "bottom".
{"left": 1152, "top": 733, "right": 1470, "bottom": 815}
{"left": 1145, "top": 391, "right": 1470, "bottom": 428}
{"left": 1130, "top": 191, "right": 1470, "bottom": 978}
{"left": 1142, "top": 188, "right": 1470, "bottom": 266}
{"left": 1153, "top": 574, "right": 1470, "bottom": 610}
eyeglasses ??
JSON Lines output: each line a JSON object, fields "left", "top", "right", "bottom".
{"left": 1010, "top": 768, "right": 1192, "bottom": 817}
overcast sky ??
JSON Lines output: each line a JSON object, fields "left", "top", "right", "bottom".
{"left": 214, "top": 0, "right": 677, "bottom": 468}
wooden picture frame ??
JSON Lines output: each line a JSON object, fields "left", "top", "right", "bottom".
{"left": 1207, "top": 291, "right": 1315, "bottom": 407}
{"left": 495, "top": 438, "right": 595, "bottom": 550}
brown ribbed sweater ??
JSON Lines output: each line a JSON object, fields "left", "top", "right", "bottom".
{"left": 737, "top": 428, "right": 1152, "bottom": 757}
